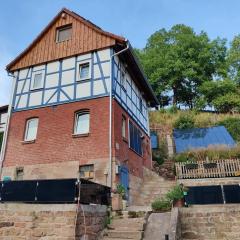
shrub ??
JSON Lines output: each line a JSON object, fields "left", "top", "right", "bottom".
{"left": 217, "top": 118, "right": 240, "bottom": 142}
{"left": 152, "top": 139, "right": 168, "bottom": 165}
{"left": 174, "top": 113, "right": 195, "bottom": 130}
{"left": 167, "top": 105, "right": 178, "bottom": 114}
{"left": 166, "top": 185, "right": 184, "bottom": 201}
{"left": 116, "top": 184, "right": 126, "bottom": 198}
{"left": 151, "top": 198, "right": 171, "bottom": 212}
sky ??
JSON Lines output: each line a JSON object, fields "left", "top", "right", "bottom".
{"left": 1, "top": 0, "right": 240, "bottom": 105}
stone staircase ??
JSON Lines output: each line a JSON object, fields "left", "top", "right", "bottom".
{"left": 102, "top": 211, "right": 147, "bottom": 240}
{"left": 131, "top": 169, "right": 176, "bottom": 206}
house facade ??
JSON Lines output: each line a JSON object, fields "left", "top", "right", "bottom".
{"left": 0, "top": 105, "right": 8, "bottom": 134}
{"left": 1, "top": 8, "right": 158, "bottom": 200}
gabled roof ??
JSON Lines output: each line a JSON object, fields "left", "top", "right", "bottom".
{"left": 6, "top": 8, "right": 159, "bottom": 106}
{"left": 6, "top": 8, "right": 125, "bottom": 71}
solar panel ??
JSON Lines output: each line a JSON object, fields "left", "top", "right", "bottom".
{"left": 173, "top": 126, "right": 236, "bottom": 153}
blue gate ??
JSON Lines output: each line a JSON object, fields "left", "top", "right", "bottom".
{"left": 120, "top": 166, "right": 129, "bottom": 200}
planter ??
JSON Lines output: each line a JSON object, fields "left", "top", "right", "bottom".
{"left": 112, "top": 194, "right": 123, "bottom": 211}
{"left": 173, "top": 198, "right": 184, "bottom": 208}
{"left": 185, "top": 163, "right": 198, "bottom": 170}
{"left": 122, "top": 199, "right": 127, "bottom": 210}
{"left": 203, "top": 162, "right": 217, "bottom": 169}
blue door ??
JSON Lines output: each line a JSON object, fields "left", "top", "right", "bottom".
{"left": 120, "top": 166, "right": 129, "bottom": 200}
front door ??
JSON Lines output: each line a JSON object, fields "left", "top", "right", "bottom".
{"left": 120, "top": 166, "right": 129, "bottom": 200}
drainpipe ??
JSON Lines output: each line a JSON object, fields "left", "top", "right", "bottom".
{"left": 109, "top": 41, "right": 129, "bottom": 188}
{"left": 0, "top": 72, "right": 17, "bottom": 179}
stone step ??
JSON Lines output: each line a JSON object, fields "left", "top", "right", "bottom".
{"left": 106, "top": 230, "right": 143, "bottom": 239}
{"left": 103, "top": 238, "right": 141, "bottom": 240}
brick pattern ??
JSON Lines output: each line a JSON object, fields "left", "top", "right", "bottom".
{"left": 4, "top": 97, "right": 110, "bottom": 167}
{"left": 0, "top": 203, "right": 107, "bottom": 240}
{"left": 2, "top": 97, "right": 152, "bottom": 186}
{"left": 180, "top": 205, "right": 240, "bottom": 240}
{"left": 113, "top": 100, "right": 152, "bottom": 179}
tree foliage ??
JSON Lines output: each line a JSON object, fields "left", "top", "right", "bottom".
{"left": 136, "top": 24, "right": 227, "bottom": 108}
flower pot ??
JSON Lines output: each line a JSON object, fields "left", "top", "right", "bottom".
{"left": 112, "top": 193, "right": 123, "bottom": 211}
{"left": 173, "top": 198, "right": 184, "bottom": 208}
{"left": 122, "top": 199, "right": 127, "bottom": 210}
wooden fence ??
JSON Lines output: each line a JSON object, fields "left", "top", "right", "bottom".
{"left": 175, "top": 159, "right": 240, "bottom": 179}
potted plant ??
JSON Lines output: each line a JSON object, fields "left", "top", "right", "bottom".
{"left": 111, "top": 184, "right": 126, "bottom": 211}
{"left": 116, "top": 184, "right": 127, "bottom": 210}
{"left": 166, "top": 185, "right": 186, "bottom": 207}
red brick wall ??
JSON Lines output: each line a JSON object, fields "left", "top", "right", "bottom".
{"left": 112, "top": 100, "right": 152, "bottom": 178}
{"left": 3, "top": 97, "right": 151, "bottom": 180}
{"left": 4, "top": 97, "right": 110, "bottom": 167}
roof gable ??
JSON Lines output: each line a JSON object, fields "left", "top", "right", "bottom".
{"left": 7, "top": 8, "right": 125, "bottom": 71}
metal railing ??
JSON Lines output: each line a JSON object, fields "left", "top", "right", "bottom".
{"left": 175, "top": 159, "right": 240, "bottom": 179}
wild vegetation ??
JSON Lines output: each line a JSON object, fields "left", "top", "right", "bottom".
{"left": 136, "top": 24, "right": 240, "bottom": 113}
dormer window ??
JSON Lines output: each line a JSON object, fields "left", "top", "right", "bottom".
{"left": 56, "top": 24, "right": 72, "bottom": 42}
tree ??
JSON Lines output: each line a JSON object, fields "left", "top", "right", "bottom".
{"left": 198, "top": 79, "right": 237, "bottom": 107}
{"left": 227, "top": 35, "right": 240, "bottom": 83}
{"left": 136, "top": 25, "right": 227, "bottom": 108}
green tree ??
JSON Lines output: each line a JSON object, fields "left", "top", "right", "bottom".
{"left": 136, "top": 25, "right": 227, "bottom": 108}
{"left": 227, "top": 35, "right": 240, "bottom": 83}
{"left": 198, "top": 79, "right": 237, "bottom": 107}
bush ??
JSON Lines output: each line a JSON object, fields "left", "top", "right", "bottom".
{"left": 166, "top": 185, "right": 184, "bottom": 201}
{"left": 0, "top": 132, "right": 3, "bottom": 152}
{"left": 151, "top": 198, "right": 171, "bottom": 212}
{"left": 217, "top": 118, "right": 240, "bottom": 142}
{"left": 174, "top": 113, "right": 195, "bottom": 130}
{"left": 213, "top": 93, "right": 240, "bottom": 113}
{"left": 152, "top": 139, "right": 168, "bottom": 165}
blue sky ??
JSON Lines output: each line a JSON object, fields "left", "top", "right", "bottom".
{"left": 1, "top": 0, "right": 240, "bottom": 105}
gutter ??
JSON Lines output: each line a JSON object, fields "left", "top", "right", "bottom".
{"left": 0, "top": 72, "right": 17, "bottom": 179}
{"left": 109, "top": 41, "right": 129, "bottom": 188}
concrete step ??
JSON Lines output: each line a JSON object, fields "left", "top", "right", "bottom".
{"left": 106, "top": 230, "right": 143, "bottom": 239}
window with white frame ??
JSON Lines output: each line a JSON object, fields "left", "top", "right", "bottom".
{"left": 31, "top": 72, "right": 44, "bottom": 90}
{"left": 122, "top": 115, "right": 127, "bottom": 139}
{"left": 79, "top": 164, "right": 94, "bottom": 179}
{"left": 56, "top": 24, "right": 72, "bottom": 42}
{"left": 74, "top": 110, "right": 90, "bottom": 135}
{"left": 78, "top": 62, "right": 90, "bottom": 81}
{"left": 24, "top": 118, "right": 39, "bottom": 141}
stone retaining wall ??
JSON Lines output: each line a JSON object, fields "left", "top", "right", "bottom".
{"left": 0, "top": 203, "right": 107, "bottom": 240}
{"left": 179, "top": 205, "right": 240, "bottom": 240}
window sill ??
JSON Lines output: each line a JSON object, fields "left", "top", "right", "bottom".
{"left": 129, "top": 147, "right": 143, "bottom": 158}
{"left": 122, "top": 137, "right": 128, "bottom": 143}
{"left": 21, "top": 140, "right": 36, "bottom": 145}
{"left": 76, "top": 77, "right": 91, "bottom": 82}
{"left": 72, "top": 133, "right": 90, "bottom": 138}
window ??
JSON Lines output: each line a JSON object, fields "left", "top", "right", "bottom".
{"left": 78, "top": 62, "right": 90, "bottom": 81}
{"left": 56, "top": 25, "right": 72, "bottom": 42}
{"left": 139, "top": 98, "right": 143, "bottom": 113}
{"left": 24, "top": 118, "right": 39, "bottom": 141}
{"left": 121, "top": 71, "right": 127, "bottom": 90}
{"left": 129, "top": 121, "right": 142, "bottom": 155}
{"left": 0, "top": 113, "right": 7, "bottom": 125}
{"left": 15, "top": 167, "right": 24, "bottom": 181}
{"left": 122, "top": 116, "right": 127, "bottom": 139}
{"left": 33, "top": 73, "right": 43, "bottom": 89}
{"left": 74, "top": 111, "right": 90, "bottom": 135}
{"left": 79, "top": 165, "right": 94, "bottom": 179}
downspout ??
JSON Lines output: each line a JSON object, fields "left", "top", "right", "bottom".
{"left": 109, "top": 41, "right": 129, "bottom": 188}
{"left": 0, "top": 72, "right": 17, "bottom": 179}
